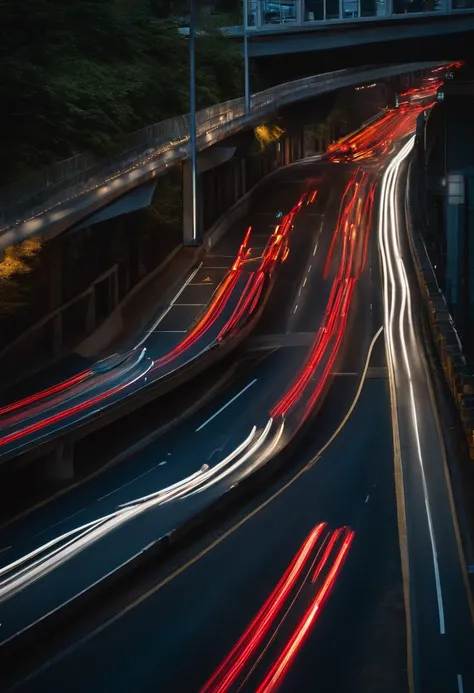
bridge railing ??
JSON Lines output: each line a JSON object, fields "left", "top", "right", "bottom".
{"left": 0, "top": 67, "right": 364, "bottom": 231}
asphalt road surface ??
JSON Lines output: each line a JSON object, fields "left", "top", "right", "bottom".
{"left": 3, "top": 140, "right": 474, "bottom": 693}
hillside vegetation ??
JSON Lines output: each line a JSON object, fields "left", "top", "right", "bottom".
{"left": 0, "top": 0, "right": 244, "bottom": 185}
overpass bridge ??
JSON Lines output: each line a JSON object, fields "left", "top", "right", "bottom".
{"left": 0, "top": 62, "right": 444, "bottom": 255}
{"left": 222, "top": 3, "right": 474, "bottom": 63}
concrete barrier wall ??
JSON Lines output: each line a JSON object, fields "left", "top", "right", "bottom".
{"left": 406, "top": 159, "right": 474, "bottom": 460}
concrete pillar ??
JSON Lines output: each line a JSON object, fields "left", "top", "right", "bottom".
{"left": 233, "top": 159, "right": 240, "bottom": 202}
{"left": 182, "top": 160, "right": 201, "bottom": 245}
{"left": 284, "top": 137, "right": 291, "bottom": 165}
{"left": 304, "top": 125, "right": 315, "bottom": 158}
{"left": 52, "top": 314, "right": 63, "bottom": 357}
{"left": 445, "top": 174, "right": 466, "bottom": 323}
{"left": 226, "top": 165, "right": 233, "bottom": 208}
{"left": 45, "top": 441, "right": 74, "bottom": 483}
{"left": 241, "top": 158, "right": 247, "bottom": 195}
{"left": 86, "top": 286, "right": 96, "bottom": 334}
{"left": 47, "top": 240, "right": 64, "bottom": 356}
{"left": 48, "top": 241, "right": 63, "bottom": 311}
{"left": 466, "top": 175, "right": 474, "bottom": 350}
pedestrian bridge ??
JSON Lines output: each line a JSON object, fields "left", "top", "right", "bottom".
{"left": 0, "top": 62, "right": 443, "bottom": 252}
{"left": 225, "top": 1, "right": 474, "bottom": 56}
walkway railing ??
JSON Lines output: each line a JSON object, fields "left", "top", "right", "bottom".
{"left": 0, "top": 60, "right": 445, "bottom": 232}
{"left": 0, "top": 67, "right": 366, "bottom": 230}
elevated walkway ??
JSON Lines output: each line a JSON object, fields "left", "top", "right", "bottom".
{"left": 0, "top": 62, "right": 442, "bottom": 252}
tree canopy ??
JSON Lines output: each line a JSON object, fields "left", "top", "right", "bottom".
{"left": 0, "top": 0, "right": 244, "bottom": 184}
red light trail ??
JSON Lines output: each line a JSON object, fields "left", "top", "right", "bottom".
{"left": 201, "top": 524, "right": 355, "bottom": 693}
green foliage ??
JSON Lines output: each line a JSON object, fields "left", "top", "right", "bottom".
{"left": 0, "top": 0, "right": 244, "bottom": 184}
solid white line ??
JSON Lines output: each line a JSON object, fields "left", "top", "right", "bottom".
{"left": 457, "top": 674, "right": 464, "bottom": 693}
{"left": 195, "top": 379, "right": 257, "bottom": 433}
{"left": 134, "top": 264, "right": 202, "bottom": 349}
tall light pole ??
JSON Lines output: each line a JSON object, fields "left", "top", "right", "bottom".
{"left": 189, "top": 0, "right": 199, "bottom": 244}
{"left": 243, "top": 0, "right": 250, "bottom": 115}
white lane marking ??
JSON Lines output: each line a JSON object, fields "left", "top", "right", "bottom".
{"left": 307, "top": 264, "right": 312, "bottom": 273}
{"left": 379, "top": 136, "right": 445, "bottom": 635}
{"left": 158, "top": 461, "right": 167, "bottom": 467}
{"left": 365, "top": 495, "right": 370, "bottom": 504}
{"left": 96, "top": 463, "right": 163, "bottom": 501}
{"left": 207, "top": 439, "right": 229, "bottom": 460}
{"left": 303, "top": 277, "right": 307, "bottom": 288}
{"left": 457, "top": 674, "right": 464, "bottom": 693}
{"left": 30, "top": 508, "right": 87, "bottom": 542}
{"left": 293, "top": 304, "right": 299, "bottom": 314}
{"left": 313, "top": 242, "right": 319, "bottom": 256}
{"left": 195, "top": 379, "right": 257, "bottom": 433}
{"left": 134, "top": 264, "right": 202, "bottom": 349}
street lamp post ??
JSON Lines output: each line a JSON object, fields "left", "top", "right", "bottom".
{"left": 189, "top": 0, "right": 199, "bottom": 244}
{"left": 243, "top": 0, "right": 250, "bottom": 115}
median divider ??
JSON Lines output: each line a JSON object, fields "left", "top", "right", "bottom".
{"left": 406, "top": 157, "right": 474, "bottom": 460}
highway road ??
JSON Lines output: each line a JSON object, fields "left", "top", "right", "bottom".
{"left": 378, "top": 138, "right": 474, "bottom": 693}
{"left": 0, "top": 158, "right": 358, "bottom": 648}
{"left": 1, "top": 146, "right": 395, "bottom": 693}
{"left": 3, "top": 74, "right": 473, "bottom": 693}
{"left": 0, "top": 174, "right": 301, "bottom": 461}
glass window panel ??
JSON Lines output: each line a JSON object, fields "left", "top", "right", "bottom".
{"left": 342, "top": 0, "right": 358, "bottom": 16}
{"left": 361, "top": 0, "right": 377, "bottom": 15}
{"left": 247, "top": 0, "right": 259, "bottom": 26}
{"left": 452, "top": 0, "right": 474, "bottom": 7}
{"left": 393, "top": 0, "right": 442, "bottom": 11}
{"left": 262, "top": 1, "right": 297, "bottom": 24}
{"left": 304, "top": 0, "right": 325, "bottom": 20}
{"left": 326, "top": 0, "right": 340, "bottom": 18}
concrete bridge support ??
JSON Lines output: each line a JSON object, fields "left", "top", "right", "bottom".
{"left": 44, "top": 441, "right": 74, "bottom": 483}
{"left": 46, "top": 241, "right": 64, "bottom": 357}
{"left": 182, "top": 146, "right": 237, "bottom": 246}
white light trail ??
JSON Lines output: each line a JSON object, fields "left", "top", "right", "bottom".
{"left": 0, "top": 421, "right": 271, "bottom": 603}
{"left": 378, "top": 136, "right": 445, "bottom": 634}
